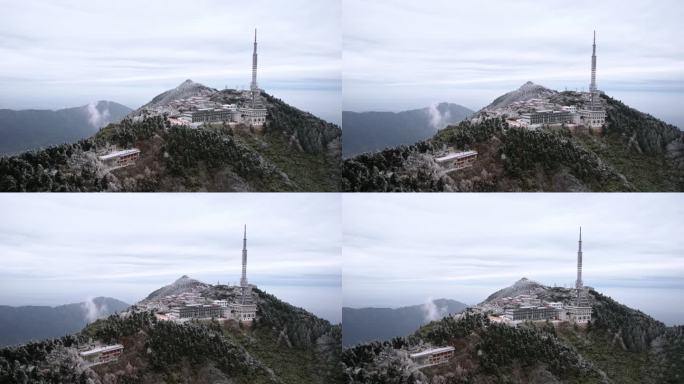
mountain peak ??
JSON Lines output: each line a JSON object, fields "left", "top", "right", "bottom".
{"left": 512, "top": 277, "right": 540, "bottom": 289}
{"left": 173, "top": 275, "right": 198, "bottom": 285}
{"left": 482, "top": 81, "right": 556, "bottom": 111}
{"left": 519, "top": 81, "right": 537, "bottom": 90}
{"left": 177, "top": 79, "right": 197, "bottom": 89}
{"left": 134, "top": 80, "right": 217, "bottom": 111}
{"left": 482, "top": 278, "right": 545, "bottom": 303}
{"left": 517, "top": 81, "right": 550, "bottom": 92}
{"left": 142, "top": 275, "right": 209, "bottom": 302}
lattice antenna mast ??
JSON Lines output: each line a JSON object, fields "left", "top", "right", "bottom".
{"left": 240, "top": 225, "right": 248, "bottom": 287}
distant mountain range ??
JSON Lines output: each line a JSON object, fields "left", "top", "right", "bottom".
{"left": 0, "top": 101, "right": 132, "bottom": 156}
{"left": 343, "top": 279, "right": 684, "bottom": 384}
{"left": 342, "top": 103, "right": 473, "bottom": 158}
{"left": 0, "top": 297, "right": 129, "bottom": 347}
{"left": 342, "top": 299, "right": 467, "bottom": 347}
{"left": 343, "top": 82, "right": 684, "bottom": 192}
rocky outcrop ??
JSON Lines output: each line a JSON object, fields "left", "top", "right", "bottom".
{"left": 484, "top": 81, "right": 557, "bottom": 111}
{"left": 136, "top": 79, "right": 217, "bottom": 112}
{"left": 482, "top": 277, "right": 546, "bottom": 303}
{"left": 143, "top": 275, "right": 209, "bottom": 302}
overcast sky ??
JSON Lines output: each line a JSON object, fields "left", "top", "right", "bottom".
{"left": 0, "top": 194, "right": 341, "bottom": 323}
{"left": 343, "top": 194, "right": 684, "bottom": 326}
{"left": 0, "top": 0, "right": 341, "bottom": 125}
{"left": 343, "top": 0, "right": 684, "bottom": 128}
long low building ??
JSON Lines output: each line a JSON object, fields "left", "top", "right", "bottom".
{"left": 190, "top": 108, "right": 237, "bottom": 123}
{"left": 435, "top": 150, "right": 478, "bottom": 171}
{"left": 504, "top": 306, "right": 560, "bottom": 321}
{"left": 98, "top": 148, "right": 140, "bottom": 169}
{"left": 187, "top": 105, "right": 267, "bottom": 127}
{"left": 520, "top": 110, "right": 573, "bottom": 126}
{"left": 79, "top": 344, "right": 124, "bottom": 367}
{"left": 409, "top": 346, "right": 455, "bottom": 369}
{"left": 178, "top": 304, "right": 223, "bottom": 319}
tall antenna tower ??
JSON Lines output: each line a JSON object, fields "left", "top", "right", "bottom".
{"left": 240, "top": 224, "right": 248, "bottom": 287}
{"left": 575, "top": 227, "right": 583, "bottom": 290}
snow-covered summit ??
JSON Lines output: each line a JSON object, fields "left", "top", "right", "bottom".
{"left": 482, "top": 277, "right": 546, "bottom": 303}
{"left": 484, "top": 81, "right": 557, "bottom": 111}
{"left": 142, "top": 275, "right": 209, "bottom": 302}
{"left": 131, "top": 79, "right": 218, "bottom": 115}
